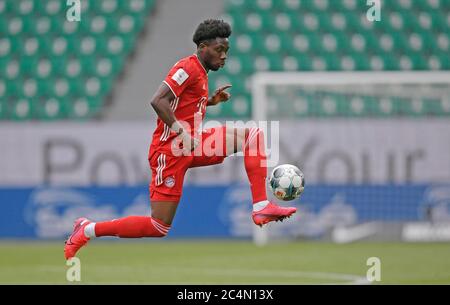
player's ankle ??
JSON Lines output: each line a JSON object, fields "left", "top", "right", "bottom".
{"left": 84, "top": 223, "right": 96, "bottom": 238}
{"left": 253, "top": 200, "right": 269, "bottom": 212}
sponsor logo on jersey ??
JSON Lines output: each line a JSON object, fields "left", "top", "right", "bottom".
{"left": 172, "top": 68, "right": 189, "bottom": 85}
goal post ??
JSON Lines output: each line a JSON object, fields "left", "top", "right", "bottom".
{"left": 251, "top": 71, "right": 450, "bottom": 246}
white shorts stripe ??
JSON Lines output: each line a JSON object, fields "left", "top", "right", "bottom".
{"left": 156, "top": 154, "right": 166, "bottom": 186}
{"left": 156, "top": 154, "right": 162, "bottom": 185}
{"left": 163, "top": 125, "right": 170, "bottom": 141}
{"left": 160, "top": 124, "right": 169, "bottom": 142}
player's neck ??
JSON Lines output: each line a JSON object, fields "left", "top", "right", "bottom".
{"left": 195, "top": 52, "right": 209, "bottom": 73}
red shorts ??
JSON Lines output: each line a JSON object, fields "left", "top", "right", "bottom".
{"left": 149, "top": 126, "right": 227, "bottom": 202}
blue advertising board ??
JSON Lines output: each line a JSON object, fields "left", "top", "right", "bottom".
{"left": 0, "top": 184, "right": 449, "bottom": 239}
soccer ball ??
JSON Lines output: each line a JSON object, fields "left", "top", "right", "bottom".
{"left": 269, "top": 164, "right": 305, "bottom": 201}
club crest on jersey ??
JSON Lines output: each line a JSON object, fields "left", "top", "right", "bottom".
{"left": 172, "top": 68, "right": 189, "bottom": 85}
{"left": 164, "top": 176, "right": 175, "bottom": 188}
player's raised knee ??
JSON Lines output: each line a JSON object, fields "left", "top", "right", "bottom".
{"left": 245, "top": 127, "right": 264, "bottom": 149}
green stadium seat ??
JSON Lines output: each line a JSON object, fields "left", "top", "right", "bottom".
{"left": 64, "top": 97, "right": 103, "bottom": 120}
{"left": 50, "top": 78, "right": 71, "bottom": 99}
{"left": 109, "top": 35, "right": 135, "bottom": 55}
{"left": 74, "top": 36, "right": 99, "bottom": 56}
{"left": 10, "top": 99, "right": 33, "bottom": 121}
{"left": 245, "top": 11, "right": 270, "bottom": 32}
{"left": 32, "top": 16, "right": 52, "bottom": 36}
{"left": 369, "top": 98, "right": 392, "bottom": 117}
{"left": 34, "top": 58, "right": 54, "bottom": 79}
{"left": 34, "top": 98, "right": 68, "bottom": 121}
{"left": 6, "top": 17, "right": 24, "bottom": 36}
{"left": 271, "top": 12, "right": 293, "bottom": 31}
{"left": 83, "top": 77, "right": 110, "bottom": 98}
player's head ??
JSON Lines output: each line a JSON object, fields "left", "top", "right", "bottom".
{"left": 193, "top": 19, "right": 231, "bottom": 71}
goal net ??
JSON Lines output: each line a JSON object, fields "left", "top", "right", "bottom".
{"left": 251, "top": 71, "right": 450, "bottom": 245}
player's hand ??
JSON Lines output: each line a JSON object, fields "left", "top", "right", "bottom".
{"left": 181, "top": 131, "right": 199, "bottom": 152}
{"left": 210, "top": 84, "right": 232, "bottom": 105}
{"left": 170, "top": 121, "right": 199, "bottom": 154}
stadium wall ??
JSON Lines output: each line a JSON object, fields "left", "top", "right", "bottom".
{"left": 1, "top": 184, "right": 450, "bottom": 242}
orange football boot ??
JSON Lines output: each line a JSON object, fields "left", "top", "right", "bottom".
{"left": 64, "top": 217, "right": 91, "bottom": 260}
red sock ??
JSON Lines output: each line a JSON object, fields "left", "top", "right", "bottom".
{"left": 95, "top": 216, "right": 170, "bottom": 238}
{"left": 244, "top": 128, "right": 268, "bottom": 204}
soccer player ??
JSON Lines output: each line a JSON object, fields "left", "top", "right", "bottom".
{"left": 64, "top": 19, "right": 296, "bottom": 259}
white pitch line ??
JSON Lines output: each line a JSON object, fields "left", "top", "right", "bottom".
{"left": 171, "top": 268, "right": 372, "bottom": 285}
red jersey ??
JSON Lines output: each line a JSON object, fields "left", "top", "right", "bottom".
{"left": 150, "top": 54, "right": 208, "bottom": 155}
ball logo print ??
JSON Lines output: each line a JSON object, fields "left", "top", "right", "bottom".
{"left": 66, "top": 0, "right": 81, "bottom": 22}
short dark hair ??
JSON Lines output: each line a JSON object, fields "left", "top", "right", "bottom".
{"left": 193, "top": 19, "right": 232, "bottom": 46}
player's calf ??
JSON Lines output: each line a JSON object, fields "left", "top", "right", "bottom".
{"left": 92, "top": 216, "right": 171, "bottom": 238}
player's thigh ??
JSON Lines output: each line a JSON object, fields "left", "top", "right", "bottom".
{"left": 149, "top": 151, "right": 191, "bottom": 221}
{"left": 150, "top": 201, "right": 179, "bottom": 225}
{"left": 225, "top": 127, "right": 248, "bottom": 155}
{"left": 190, "top": 126, "right": 227, "bottom": 168}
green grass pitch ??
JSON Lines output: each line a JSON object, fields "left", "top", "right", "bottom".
{"left": 0, "top": 240, "right": 449, "bottom": 284}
